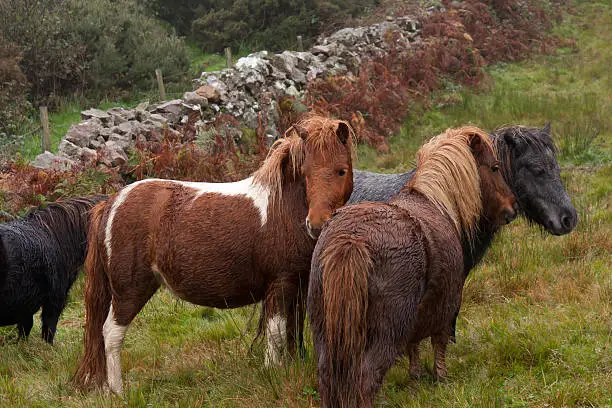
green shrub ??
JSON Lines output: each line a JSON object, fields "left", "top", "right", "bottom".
{"left": 70, "top": 0, "right": 190, "bottom": 91}
{"left": 151, "top": 0, "right": 379, "bottom": 53}
{"left": 0, "top": 34, "right": 33, "bottom": 153}
{"left": 0, "top": 0, "right": 189, "bottom": 104}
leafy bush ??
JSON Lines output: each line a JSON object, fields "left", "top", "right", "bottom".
{"left": 0, "top": 34, "right": 32, "bottom": 139}
{"left": 150, "top": 0, "right": 379, "bottom": 53}
{"left": 0, "top": 0, "right": 189, "bottom": 105}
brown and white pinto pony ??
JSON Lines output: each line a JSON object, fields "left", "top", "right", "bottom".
{"left": 72, "top": 116, "right": 355, "bottom": 394}
{"left": 307, "top": 127, "right": 517, "bottom": 407}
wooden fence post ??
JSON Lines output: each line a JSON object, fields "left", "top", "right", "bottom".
{"left": 155, "top": 68, "right": 166, "bottom": 101}
{"left": 225, "top": 47, "right": 233, "bottom": 68}
{"left": 39, "top": 106, "right": 51, "bottom": 153}
{"left": 297, "top": 35, "right": 304, "bottom": 52}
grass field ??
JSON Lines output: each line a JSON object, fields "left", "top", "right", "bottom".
{"left": 1, "top": 1, "right": 610, "bottom": 407}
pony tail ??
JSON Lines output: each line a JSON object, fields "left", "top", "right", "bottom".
{"left": 320, "top": 236, "right": 372, "bottom": 407}
{"left": 72, "top": 201, "right": 111, "bottom": 389}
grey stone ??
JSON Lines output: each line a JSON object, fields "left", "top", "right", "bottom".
{"left": 58, "top": 139, "right": 83, "bottom": 158}
{"left": 31, "top": 151, "right": 76, "bottom": 170}
{"left": 101, "top": 141, "right": 129, "bottom": 167}
{"left": 65, "top": 119, "right": 102, "bottom": 147}
{"left": 81, "top": 108, "right": 111, "bottom": 123}
{"left": 183, "top": 91, "right": 208, "bottom": 106}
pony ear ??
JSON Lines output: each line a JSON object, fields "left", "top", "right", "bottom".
{"left": 289, "top": 124, "right": 309, "bottom": 141}
{"left": 469, "top": 133, "right": 484, "bottom": 154}
{"left": 503, "top": 130, "right": 519, "bottom": 148}
{"left": 543, "top": 121, "right": 551, "bottom": 135}
{"left": 336, "top": 122, "right": 350, "bottom": 145}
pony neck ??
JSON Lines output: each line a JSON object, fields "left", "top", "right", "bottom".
{"left": 267, "top": 174, "right": 308, "bottom": 228}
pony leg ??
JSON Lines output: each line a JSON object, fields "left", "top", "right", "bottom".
{"left": 407, "top": 342, "right": 422, "bottom": 378}
{"left": 17, "top": 315, "right": 33, "bottom": 340}
{"left": 359, "top": 341, "right": 401, "bottom": 408}
{"left": 263, "top": 283, "right": 296, "bottom": 365}
{"left": 41, "top": 300, "right": 65, "bottom": 344}
{"left": 104, "top": 277, "right": 159, "bottom": 394}
{"left": 295, "top": 294, "right": 307, "bottom": 359}
{"left": 264, "top": 312, "right": 287, "bottom": 366}
{"left": 431, "top": 334, "right": 450, "bottom": 379}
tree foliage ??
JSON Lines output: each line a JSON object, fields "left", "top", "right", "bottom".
{"left": 149, "top": 0, "right": 380, "bottom": 53}
{"left": 0, "top": 34, "right": 31, "bottom": 136}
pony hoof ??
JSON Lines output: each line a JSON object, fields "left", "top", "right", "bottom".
{"left": 434, "top": 369, "right": 448, "bottom": 380}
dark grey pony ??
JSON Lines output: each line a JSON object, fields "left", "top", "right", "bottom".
{"left": 0, "top": 196, "right": 106, "bottom": 344}
{"left": 348, "top": 123, "right": 577, "bottom": 345}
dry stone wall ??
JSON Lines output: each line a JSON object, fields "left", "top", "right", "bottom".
{"left": 33, "top": 16, "right": 422, "bottom": 170}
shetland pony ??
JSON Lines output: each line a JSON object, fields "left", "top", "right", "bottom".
{"left": 0, "top": 196, "right": 106, "bottom": 344}
{"left": 307, "top": 127, "right": 516, "bottom": 407}
{"left": 73, "top": 116, "right": 355, "bottom": 394}
{"left": 347, "top": 123, "right": 577, "bottom": 371}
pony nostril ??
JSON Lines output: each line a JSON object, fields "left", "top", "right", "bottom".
{"left": 306, "top": 219, "right": 312, "bottom": 230}
{"left": 505, "top": 208, "right": 517, "bottom": 224}
{"left": 560, "top": 214, "right": 572, "bottom": 230}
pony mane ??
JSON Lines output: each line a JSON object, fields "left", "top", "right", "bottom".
{"left": 407, "top": 126, "right": 494, "bottom": 239}
{"left": 493, "top": 124, "right": 557, "bottom": 154}
{"left": 252, "top": 115, "right": 355, "bottom": 205}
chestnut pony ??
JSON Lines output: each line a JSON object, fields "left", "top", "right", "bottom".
{"left": 307, "top": 127, "right": 516, "bottom": 407}
{"left": 73, "top": 116, "right": 355, "bottom": 394}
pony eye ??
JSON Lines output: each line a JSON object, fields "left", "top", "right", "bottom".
{"left": 338, "top": 169, "right": 347, "bottom": 176}
{"left": 492, "top": 165, "right": 499, "bottom": 172}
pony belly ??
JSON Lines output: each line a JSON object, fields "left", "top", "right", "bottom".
{"left": 0, "top": 301, "right": 41, "bottom": 325}
{"left": 0, "top": 282, "right": 44, "bottom": 325}
{"left": 153, "top": 261, "right": 268, "bottom": 309}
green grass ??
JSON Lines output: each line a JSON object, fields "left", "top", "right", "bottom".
{"left": 1, "top": 1, "right": 611, "bottom": 406}
{"left": 186, "top": 41, "right": 240, "bottom": 76}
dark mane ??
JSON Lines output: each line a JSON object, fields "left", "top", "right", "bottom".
{"left": 22, "top": 196, "right": 106, "bottom": 251}
{"left": 493, "top": 125, "right": 556, "bottom": 182}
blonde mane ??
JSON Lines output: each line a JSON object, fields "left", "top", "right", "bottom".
{"left": 252, "top": 115, "right": 355, "bottom": 205}
{"left": 407, "top": 126, "right": 494, "bottom": 239}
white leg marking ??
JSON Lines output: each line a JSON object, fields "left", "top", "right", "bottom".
{"left": 103, "top": 304, "right": 128, "bottom": 395}
{"left": 264, "top": 314, "right": 287, "bottom": 366}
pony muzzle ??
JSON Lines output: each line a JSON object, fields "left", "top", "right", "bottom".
{"left": 305, "top": 215, "right": 329, "bottom": 239}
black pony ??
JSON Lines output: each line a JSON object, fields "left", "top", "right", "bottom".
{"left": 0, "top": 196, "right": 106, "bottom": 344}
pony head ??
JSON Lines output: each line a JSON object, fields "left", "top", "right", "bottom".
{"left": 296, "top": 117, "right": 354, "bottom": 238}
{"left": 494, "top": 123, "right": 577, "bottom": 235}
{"left": 466, "top": 129, "right": 517, "bottom": 228}
{"left": 253, "top": 115, "right": 355, "bottom": 239}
